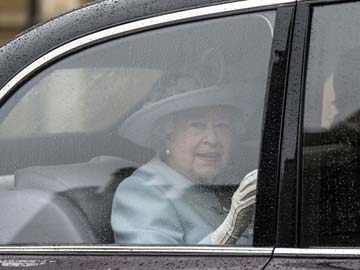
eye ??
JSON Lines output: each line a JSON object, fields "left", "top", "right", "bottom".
{"left": 189, "top": 121, "right": 206, "bottom": 129}
{"left": 215, "top": 122, "right": 231, "bottom": 129}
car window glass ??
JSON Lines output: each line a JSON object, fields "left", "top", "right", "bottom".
{"left": 302, "top": 2, "right": 360, "bottom": 247}
{"left": 0, "top": 68, "right": 161, "bottom": 136}
{"left": 0, "top": 11, "right": 274, "bottom": 245}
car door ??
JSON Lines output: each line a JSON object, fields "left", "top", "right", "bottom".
{"left": 265, "top": 0, "right": 360, "bottom": 269}
{"left": 0, "top": 0, "right": 294, "bottom": 268}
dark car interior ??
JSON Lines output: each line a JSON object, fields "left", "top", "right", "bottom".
{"left": 302, "top": 46, "right": 360, "bottom": 247}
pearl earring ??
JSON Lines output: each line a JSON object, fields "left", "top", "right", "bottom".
{"left": 165, "top": 149, "right": 171, "bottom": 155}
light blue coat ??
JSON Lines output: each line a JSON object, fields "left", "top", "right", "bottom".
{"left": 111, "top": 158, "right": 252, "bottom": 245}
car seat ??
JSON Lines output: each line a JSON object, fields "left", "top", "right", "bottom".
{"left": 14, "top": 156, "right": 138, "bottom": 243}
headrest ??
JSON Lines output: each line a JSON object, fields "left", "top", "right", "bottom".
{"left": 15, "top": 156, "right": 138, "bottom": 192}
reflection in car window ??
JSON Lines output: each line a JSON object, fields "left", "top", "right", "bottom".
{"left": 302, "top": 2, "right": 360, "bottom": 247}
{"left": 0, "top": 68, "right": 161, "bottom": 137}
{"left": 0, "top": 11, "right": 274, "bottom": 245}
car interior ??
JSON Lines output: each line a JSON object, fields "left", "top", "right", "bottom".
{"left": 0, "top": 13, "right": 273, "bottom": 245}
{"left": 302, "top": 45, "right": 360, "bottom": 246}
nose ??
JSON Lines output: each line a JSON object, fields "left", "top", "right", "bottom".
{"left": 203, "top": 125, "right": 219, "bottom": 145}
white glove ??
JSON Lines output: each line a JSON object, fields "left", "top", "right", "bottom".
{"left": 211, "top": 169, "right": 257, "bottom": 245}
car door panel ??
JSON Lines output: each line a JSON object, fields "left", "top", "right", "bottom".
{"left": 0, "top": 0, "right": 296, "bottom": 268}
{"left": 265, "top": 0, "right": 360, "bottom": 269}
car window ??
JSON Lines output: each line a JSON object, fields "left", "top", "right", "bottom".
{"left": 0, "top": 67, "right": 161, "bottom": 136}
{"left": 302, "top": 2, "right": 360, "bottom": 247}
{"left": 0, "top": 10, "right": 274, "bottom": 245}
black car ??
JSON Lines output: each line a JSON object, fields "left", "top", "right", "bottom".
{"left": 1, "top": 0, "right": 360, "bottom": 269}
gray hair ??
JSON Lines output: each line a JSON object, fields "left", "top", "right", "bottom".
{"left": 145, "top": 114, "right": 174, "bottom": 159}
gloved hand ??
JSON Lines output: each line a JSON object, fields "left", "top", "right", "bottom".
{"left": 211, "top": 169, "right": 257, "bottom": 245}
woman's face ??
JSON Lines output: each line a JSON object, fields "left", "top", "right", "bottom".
{"left": 166, "top": 106, "right": 235, "bottom": 183}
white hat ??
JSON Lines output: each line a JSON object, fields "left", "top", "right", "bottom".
{"left": 118, "top": 81, "right": 258, "bottom": 148}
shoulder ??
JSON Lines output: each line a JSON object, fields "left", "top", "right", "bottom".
{"left": 120, "top": 158, "right": 176, "bottom": 188}
{"left": 113, "top": 161, "right": 168, "bottom": 202}
{"left": 113, "top": 158, "right": 189, "bottom": 203}
{"left": 111, "top": 161, "right": 181, "bottom": 228}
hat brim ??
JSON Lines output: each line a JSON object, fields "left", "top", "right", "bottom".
{"left": 118, "top": 84, "right": 257, "bottom": 148}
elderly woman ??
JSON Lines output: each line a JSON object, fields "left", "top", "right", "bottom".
{"left": 111, "top": 77, "right": 257, "bottom": 245}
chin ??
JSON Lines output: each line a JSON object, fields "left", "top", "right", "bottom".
{"left": 194, "top": 170, "right": 220, "bottom": 183}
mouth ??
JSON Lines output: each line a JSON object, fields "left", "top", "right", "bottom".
{"left": 195, "top": 152, "right": 222, "bottom": 163}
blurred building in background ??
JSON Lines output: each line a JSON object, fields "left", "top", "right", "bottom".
{"left": 0, "top": 0, "right": 94, "bottom": 46}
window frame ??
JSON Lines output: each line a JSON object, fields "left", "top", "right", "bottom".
{"left": 278, "top": 0, "right": 360, "bottom": 257}
{"left": 0, "top": 0, "right": 295, "bottom": 256}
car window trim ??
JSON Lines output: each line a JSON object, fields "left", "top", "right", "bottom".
{"left": 0, "top": 246, "right": 273, "bottom": 256}
{"left": 253, "top": 5, "right": 295, "bottom": 247}
{"left": 0, "top": 0, "right": 294, "bottom": 103}
{"left": 274, "top": 248, "right": 360, "bottom": 258}
{"left": 275, "top": 3, "right": 311, "bottom": 247}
